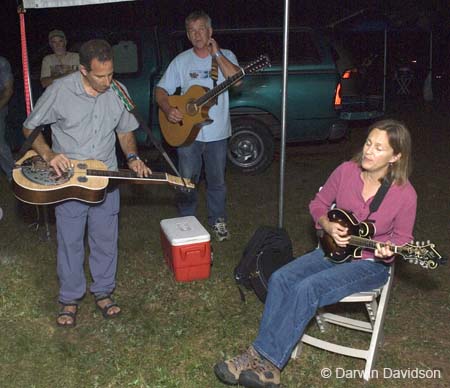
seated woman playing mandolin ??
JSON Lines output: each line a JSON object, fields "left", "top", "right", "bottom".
{"left": 214, "top": 119, "right": 417, "bottom": 388}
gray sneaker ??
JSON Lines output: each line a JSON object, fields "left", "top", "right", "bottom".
{"left": 212, "top": 218, "right": 230, "bottom": 241}
{"left": 214, "top": 345, "right": 262, "bottom": 385}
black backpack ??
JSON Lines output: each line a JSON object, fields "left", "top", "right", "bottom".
{"left": 234, "top": 226, "right": 293, "bottom": 303}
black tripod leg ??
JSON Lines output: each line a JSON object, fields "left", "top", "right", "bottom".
{"left": 41, "top": 205, "right": 51, "bottom": 241}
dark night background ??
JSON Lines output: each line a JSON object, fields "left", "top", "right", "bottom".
{"left": 0, "top": 0, "right": 448, "bottom": 142}
{"left": 1, "top": 0, "right": 449, "bottom": 69}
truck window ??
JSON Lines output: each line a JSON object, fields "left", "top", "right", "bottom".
{"left": 113, "top": 40, "right": 138, "bottom": 74}
{"left": 172, "top": 29, "right": 321, "bottom": 66}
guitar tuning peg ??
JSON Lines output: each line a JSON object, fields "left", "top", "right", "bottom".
{"left": 426, "top": 240, "right": 430, "bottom": 244}
{"left": 421, "top": 241, "right": 424, "bottom": 246}
{"left": 415, "top": 241, "right": 419, "bottom": 246}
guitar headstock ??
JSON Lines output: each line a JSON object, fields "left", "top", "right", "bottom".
{"left": 243, "top": 54, "right": 271, "bottom": 74}
{"left": 166, "top": 174, "right": 196, "bottom": 193}
{"left": 400, "top": 241, "right": 446, "bottom": 270}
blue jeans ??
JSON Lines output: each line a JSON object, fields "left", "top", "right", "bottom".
{"left": 253, "top": 248, "right": 390, "bottom": 369}
{"left": 177, "top": 139, "right": 228, "bottom": 226}
{"left": 0, "top": 107, "right": 13, "bottom": 182}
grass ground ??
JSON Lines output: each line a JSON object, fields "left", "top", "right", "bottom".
{"left": 0, "top": 99, "right": 449, "bottom": 387}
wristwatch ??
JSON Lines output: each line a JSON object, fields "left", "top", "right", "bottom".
{"left": 126, "top": 153, "right": 140, "bottom": 162}
{"left": 212, "top": 50, "right": 223, "bottom": 58}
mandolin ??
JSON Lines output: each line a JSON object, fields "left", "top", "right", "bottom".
{"left": 159, "top": 54, "right": 271, "bottom": 147}
{"left": 320, "top": 208, "right": 445, "bottom": 269}
{"left": 12, "top": 150, "right": 195, "bottom": 205}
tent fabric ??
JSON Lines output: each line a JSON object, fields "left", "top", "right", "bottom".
{"left": 23, "top": 0, "right": 133, "bottom": 9}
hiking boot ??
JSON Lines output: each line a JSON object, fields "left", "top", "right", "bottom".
{"left": 213, "top": 345, "right": 262, "bottom": 385}
{"left": 212, "top": 218, "right": 230, "bottom": 241}
{"left": 238, "top": 356, "right": 280, "bottom": 388}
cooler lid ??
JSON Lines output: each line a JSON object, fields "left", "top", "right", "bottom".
{"left": 160, "top": 216, "right": 210, "bottom": 245}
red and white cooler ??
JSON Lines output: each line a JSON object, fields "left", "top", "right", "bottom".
{"left": 160, "top": 216, "right": 211, "bottom": 282}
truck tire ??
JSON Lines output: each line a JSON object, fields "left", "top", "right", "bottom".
{"left": 228, "top": 118, "right": 274, "bottom": 174}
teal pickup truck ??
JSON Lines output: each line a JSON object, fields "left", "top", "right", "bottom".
{"left": 10, "top": 26, "right": 380, "bottom": 174}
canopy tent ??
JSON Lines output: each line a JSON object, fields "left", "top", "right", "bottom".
{"left": 22, "top": 0, "right": 133, "bottom": 8}
{"left": 18, "top": 0, "right": 292, "bottom": 227}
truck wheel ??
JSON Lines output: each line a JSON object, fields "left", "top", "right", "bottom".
{"left": 228, "top": 118, "right": 274, "bottom": 174}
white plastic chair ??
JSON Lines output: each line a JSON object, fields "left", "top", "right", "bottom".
{"left": 394, "top": 67, "right": 414, "bottom": 95}
{"left": 291, "top": 264, "right": 394, "bottom": 381}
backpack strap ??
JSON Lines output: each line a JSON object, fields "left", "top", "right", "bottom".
{"left": 15, "top": 126, "right": 44, "bottom": 162}
{"left": 110, "top": 80, "right": 184, "bottom": 183}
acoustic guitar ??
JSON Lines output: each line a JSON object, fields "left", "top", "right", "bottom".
{"left": 12, "top": 150, "right": 195, "bottom": 205}
{"left": 320, "top": 208, "right": 445, "bottom": 269}
{"left": 159, "top": 54, "right": 271, "bottom": 147}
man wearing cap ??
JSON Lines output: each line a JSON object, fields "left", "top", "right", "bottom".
{"left": 40, "top": 29, "right": 79, "bottom": 88}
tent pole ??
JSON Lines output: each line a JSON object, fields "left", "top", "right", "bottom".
{"left": 18, "top": 5, "right": 52, "bottom": 241}
{"left": 18, "top": 6, "right": 34, "bottom": 113}
{"left": 429, "top": 30, "right": 433, "bottom": 78}
{"left": 278, "top": 0, "right": 290, "bottom": 228}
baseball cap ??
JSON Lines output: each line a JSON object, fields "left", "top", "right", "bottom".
{"left": 48, "top": 29, "right": 66, "bottom": 41}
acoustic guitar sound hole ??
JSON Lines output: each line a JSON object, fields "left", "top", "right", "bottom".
{"left": 186, "top": 102, "right": 198, "bottom": 115}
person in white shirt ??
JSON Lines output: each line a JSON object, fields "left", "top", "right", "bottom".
{"left": 156, "top": 10, "right": 240, "bottom": 242}
{"left": 40, "top": 29, "right": 79, "bottom": 88}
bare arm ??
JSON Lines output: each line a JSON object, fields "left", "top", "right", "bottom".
{"left": 155, "top": 86, "right": 183, "bottom": 123}
{"left": 22, "top": 126, "right": 71, "bottom": 176}
{"left": 117, "top": 130, "right": 151, "bottom": 177}
{"left": 208, "top": 38, "right": 242, "bottom": 86}
{"left": 0, "top": 79, "right": 13, "bottom": 110}
{"left": 41, "top": 70, "right": 75, "bottom": 88}
{"left": 40, "top": 76, "right": 54, "bottom": 88}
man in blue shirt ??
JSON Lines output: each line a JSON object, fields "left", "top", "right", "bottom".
{"left": 0, "top": 56, "right": 14, "bottom": 182}
{"left": 156, "top": 10, "right": 240, "bottom": 241}
{"left": 23, "top": 39, "right": 151, "bottom": 328}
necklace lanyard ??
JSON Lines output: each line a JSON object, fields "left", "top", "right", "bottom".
{"left": 210, "top": 56, "right": 218, "bottom": 105}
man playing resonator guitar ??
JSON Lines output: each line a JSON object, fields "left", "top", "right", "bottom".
{"left": 214, "top": 119, "right": 418, "bottom": 388}
{"left": 156, "top": 10, "right": 241, "bottom": 242}
{"left": 22, "top": 39, "right": 151, "bottom": 328}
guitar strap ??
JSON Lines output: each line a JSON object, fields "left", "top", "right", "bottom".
{"left": 366, "top": 177, "right": 392, "bottom": 219}
{"left": 210, "top": 56, "right": 218, "bottom": 105}
{"left": 14, "top": 125, "right": 44, "bottom": 162}
{"left": 111, "top": 80, "right": 185, "bottom": 183}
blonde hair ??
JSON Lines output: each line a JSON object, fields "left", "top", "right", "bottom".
{"left": 352, "top": 119, "right": 412, "bottom": 185}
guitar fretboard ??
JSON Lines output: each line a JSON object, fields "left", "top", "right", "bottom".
{"left": 87, "top": 169, "right": 167, "bottom": 182}
{"left": 349, "top": 235, "right": 405, "bottom": 255}
{"left": 195, "top": 69, "right": 245, "bottom": 106}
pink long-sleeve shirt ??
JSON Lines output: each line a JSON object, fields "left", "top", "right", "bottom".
{"left": 309, "top": 161, "right": 417, "bottom": 262}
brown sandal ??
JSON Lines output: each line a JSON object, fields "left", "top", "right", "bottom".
{"left": 56, "top": 303, "right": 78, "bottom": 328}
{"left": 95, "top": 295, "right": 121, "bottom": 319}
